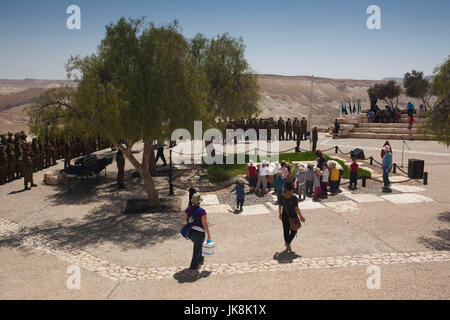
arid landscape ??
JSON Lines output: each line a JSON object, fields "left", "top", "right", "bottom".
{"left": 0, "top": 76, "right": 423, "bottom": 134}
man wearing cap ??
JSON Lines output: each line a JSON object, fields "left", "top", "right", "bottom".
{"left": 382, "top": 145, "right": 392, "bottom": 189}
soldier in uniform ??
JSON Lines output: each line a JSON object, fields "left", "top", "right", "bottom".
{"left": 293, "top": 117, "right": 300, "bottom": 141}
{"left": 64, "top": 140, "right": 72, "bottom": 168}
{"left": 312, "top": 127, "right": 318, "bottom": 152}
{"left": 116, "top": 150, "right": 125, "bottom": 189}
{"left": 278, "top": 117, "right": 285, "bottom": 141}
{"left": 14, "top": 141, "right": 23, "bottom": 179}
{"left": 21, "top": 143, "right": 37, "bottom": 190}
{"left": 300, "top": 117, "right": 308, "bottom": 140}
{"left": 6, "top": 144, "right": 15, "bottom": 182}
{"left": 0, "top": 146, "right": 7, "bottom": 185}
{"left": 286, "top": 118, "right": 293, "bottom": 140}
{"left": 6, "top": 132, "right": 14, "bottom": 145}
{"left": 31, "top": 138, "right": 40, "bottom": 172}
{"left": 0, "top": 134, "right": 7, "bottom": 146}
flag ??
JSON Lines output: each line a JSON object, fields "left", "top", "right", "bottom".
{"left": 358, "top": 99, "right": 361, "bottom": 114}
{"left": 344, "top": 104, "right": 348, "bottom": 115}
{"left": 353, "top": 103, "right": 356, "bottom": 114}
{"left": 349, "top": 102, "right": 353, "bottom": 114}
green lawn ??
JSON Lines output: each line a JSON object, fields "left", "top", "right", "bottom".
{"left": 202, "top": 152, "right": 372, "bottom": 183}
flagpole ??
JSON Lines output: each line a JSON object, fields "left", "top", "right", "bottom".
{"left": 309, "top": 75, "right": 313, "bottom": 134}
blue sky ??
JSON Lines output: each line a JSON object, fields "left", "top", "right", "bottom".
{"left": 0, "top": 0, "right": 449, "bottom": 80}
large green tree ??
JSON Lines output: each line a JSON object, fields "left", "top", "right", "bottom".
{"left": 27, "top": 18, "right": 258, "bottom": 206}
{"left": 403, "top": 70, "right": 431, "bottom": 110}
{"left": 422, "top": 55, "right": 450, "bottom": 146}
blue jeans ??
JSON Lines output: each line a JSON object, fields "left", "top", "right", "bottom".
{"left": 383, "top": 168, "right": 391, "bottom": 187}
{"left": 306, "top": 180, "right": 313, "bottom": 195}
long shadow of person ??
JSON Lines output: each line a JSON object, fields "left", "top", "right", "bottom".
{"left": 273, "top": 250, "right": 302, "bottom": 264}
{"left": 8, "top": 189, "right": 27, "bottom": 195}
{"left": 173, "top": 268, "right": 211, "bottom": 283}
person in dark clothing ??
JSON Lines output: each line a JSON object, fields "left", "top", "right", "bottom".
{"left": 230, "top": 178, "right": 247, "bottom": 211}
{"left": 183, "top": 195, "right": 211, "bottom": 271}
{"left": 155, "top": 141, "right": 167, "bottom": 166}
{"left": 315, "top": 150, "right": 326, "bottom": 169}
{"left": 278, "top": 182, "right": 306, "bottom": 253}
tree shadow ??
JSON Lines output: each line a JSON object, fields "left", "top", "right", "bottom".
{"left": 0, "top": 193, "right": 184, "bottom": 251}
{"left": 418, "top": 212, "right": 450, "bottom": 251}
{"left": 273, "top": 250, "right": 302, "bottom": 264}
{"left": 173, "top": 268, "right": 211, "bottom": 283}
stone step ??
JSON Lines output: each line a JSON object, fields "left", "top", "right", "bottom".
{"left": 342, "top": 132, "right": 435, "bottom": 140}
{"left": 358, "top": 122, "right": 424, "bottom": 128}
{"left": 352, "top": 127, "right": 419, "bottom": 134}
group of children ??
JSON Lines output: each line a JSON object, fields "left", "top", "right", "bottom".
{"left": 188, "top": 156, "right": 359, "bottom": 212}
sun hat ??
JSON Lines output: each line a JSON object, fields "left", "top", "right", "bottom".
{"left": 191, "top": 194, "right": 202, "bottom": 205}
{"left": 384, "top": 145, "right": 391, "bottom": 151}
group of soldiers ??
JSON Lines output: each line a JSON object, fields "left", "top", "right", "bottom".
{"left": 216, "top": 117, "right": 309, "bottom": 141}
{"left": 0, "top": 131, "right": 112, "bottom": 190}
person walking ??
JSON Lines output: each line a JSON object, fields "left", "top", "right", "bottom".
{"left": 382, "top": 145, "right": 392, "bottom": 190}
{"left": 278, "top": 182, "right": 306, "bottom": 253}
{"left": 183, "top": 194, "right": 211, "bottom": 271}
{"left": 155, "top": 141, "right": 167, "bottom": 166}
{"left": 407, "top": 102, "right": 414, "bottom": 117}
{"left": 230, "top": 178, "right": 247, "bottom": 212}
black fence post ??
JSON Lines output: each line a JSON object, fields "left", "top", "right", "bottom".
{"left": 362, "top": 176, "right": 366, "bottom": 187}
{"left": 370, "top": 156, "right": 373, "bottom": 165}
{"left": 169, "top": 149, "right": 174, "bottom": 195}
{"left": 423, "top": 172, "right": 428, "bottom": 185}
{"left": 393, "top": 163, "right": 397, "bottom": 174}
{"left": 335, "top": 146, "right": 338, "bottom": 154}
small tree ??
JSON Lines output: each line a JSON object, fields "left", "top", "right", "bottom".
{"left": 404, "top": 70, "right": 431, "bottom": 110}
{"left": 367, "top": 80, "right": 402, "bottom": 109}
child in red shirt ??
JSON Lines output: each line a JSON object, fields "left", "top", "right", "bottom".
{"left": 349, "top": 157, "right": 358, "bottom": 190}
{"left": 247, "top": 160, "right": 257, "bottom": 192}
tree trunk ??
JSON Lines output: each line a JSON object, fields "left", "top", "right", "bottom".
{"left": 114, "top": 142, "right": 160, "bottom": 207}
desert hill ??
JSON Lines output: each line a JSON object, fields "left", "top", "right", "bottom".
{"left": 0, "top": 76, "right": 424, "bottom": 134}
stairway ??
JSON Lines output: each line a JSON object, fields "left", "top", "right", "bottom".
{"left": 330, "top": 114, "right": 434, "bottom": 140}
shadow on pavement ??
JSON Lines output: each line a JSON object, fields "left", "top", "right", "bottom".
{"left": 418, "top": 212, "right": 450, "bottom": 251}
{"left": 273, "top": 250, "right": 301, "bottom": 264}
{"left": 173, "top": 268, "right": 211, "bottom": 283}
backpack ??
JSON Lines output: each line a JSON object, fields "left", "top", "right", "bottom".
{"left": 180, "top": 207, "right": 202, "bottom": 240}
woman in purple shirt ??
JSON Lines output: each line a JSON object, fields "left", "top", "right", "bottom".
{"left": 184, "top": 194, "right": 212, "bottom": 270}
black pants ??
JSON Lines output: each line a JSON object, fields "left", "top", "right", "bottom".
{"left": 237, "top": 198, "right": 244, "bottom": 209}
{"left": 350, "top": 172, "right": 358, "bottom": 188}
{"left": 282, "top": 216, "right": 297, "bottom": 245}
{"left": 156, "top": 148, "right": 167, "bottom": 165}
{"left": 189, "top": 229, "right": 205, "bottom": 269}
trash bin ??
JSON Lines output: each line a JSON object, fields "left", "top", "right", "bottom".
{"left": 408, "top": 159, "right": 424, "bottom": 179}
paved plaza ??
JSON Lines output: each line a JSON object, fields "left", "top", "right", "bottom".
{"left": 0, "top": 133, "right": 449, "bottom": 299}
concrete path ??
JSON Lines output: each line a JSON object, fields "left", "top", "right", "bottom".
{"left": 0, "top": 136, "right": 449, "bottom": 299}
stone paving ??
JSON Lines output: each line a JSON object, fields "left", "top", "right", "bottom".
{"left": 205, "top": 182, "right": 435, "bottom": 215}
{"left": 0, "top": 218, "right": 448, "bottom": 282}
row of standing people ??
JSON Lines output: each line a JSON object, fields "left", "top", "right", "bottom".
{"left": 0, "top": 131, "right": 113, "bottom": 189}
{"left": 216, "top": 117, "right": 310, "bottom": 142}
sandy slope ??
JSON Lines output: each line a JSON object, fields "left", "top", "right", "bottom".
{"left": 0, "top": 76, "right": 424, "bottom": 134}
